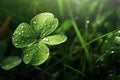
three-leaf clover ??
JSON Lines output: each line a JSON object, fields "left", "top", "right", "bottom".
{"left": 12, "top": 12, "right": 67, "bottom": 66}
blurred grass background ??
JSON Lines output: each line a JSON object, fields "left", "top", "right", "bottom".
{"left": 0, "top": 0, "right": 120, "bottom": 80}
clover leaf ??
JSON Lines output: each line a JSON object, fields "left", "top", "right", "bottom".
{"left": 12, "top": 12, "right": 67, "bottom": 66}
{"left": 1, "top": 56, "right": 21, "bottom": 70}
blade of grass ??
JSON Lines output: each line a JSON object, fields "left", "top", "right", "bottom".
{"left": 63, "top": 64, "right": 87, "bottom": 78}
{"left": 57, "top": 0, "right": 64, "bottom": 18}
{"left": 65, "top": 0, "right": 93, "bottom": 72}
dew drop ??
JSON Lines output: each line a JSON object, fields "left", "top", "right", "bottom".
{"left": 21, "top": 31, "right": 24, "bottom": 33}
{"left": 21, "top": 40, "right": 24, "bottom": 43}
{"left": 33, "top": 21, "right": 37, "bottom": 25}
{"left": 21, "top": 25, "right": 24, "bottom": 28}
{"left": 43, "top": 34, "right": 46, "bottom": 36}
{"left": 86, "top": 20, "right": 90, "bottom": 24}
{"left": 105, "top": 40, "right": 108, "bottom": 43}
{"left": 18, "top": 32, "right": 21, "bottom": 35}
{"left": 15, "top": 31, "right": 18, "bottom": 34}
{"left": 40, "top": 27, "right": 42, "bottom": 29}
{"left": 12, "top": 38, "right": 15, "bottom": 40}
{"left": 117, "top": 30, "right": 120, "bottom": 33}
{"left": 47, "top": 53, "right": 49, "bottom": 56}
{"left": 43, "top": 38, "right": 49, "bottom": 41}
{"left": 26, "top": 54, "right": 29, "bottom": 57}
{"left": 115, "top": 36, "right": 120, "bottom": 41}
{"left": 15, "top": 43, "right": 18, "bottom": 46}
{"left": 52, "top": 26, "right": 54, "bottom": 28}
{"left": 111, "top": 51, "right": 114, "bottom": 54}
{"left": 27, "top": 35, "right": 30, "bottom": 38}
{"left": 100, "top": 58, "right": 104, "bottom": 61}
{"left": 109, "top": 74, "right": 114, "bottom": 77}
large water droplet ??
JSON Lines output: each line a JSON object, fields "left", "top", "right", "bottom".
{"left": 111, "top": 51, "right": 114, "bottom": 54}
{"left": 115, "top": 36, "right": 120, "bottom": 41}
{"left": 115, "top": 36, "right": 120, "bottom": 44}
{"left": 86, "top": 20, "right": 90, "bottom": 24}
{"left": 117, "top": 30, "right": 120, "bottom": 33}
{"left": 33, "top": 21, "right": 37, "bottom": 25}
{"left": 43, "top": 38, "right": 49, "bottom": 41}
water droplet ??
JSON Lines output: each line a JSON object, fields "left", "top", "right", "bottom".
{"left": 21, "top": 31, "right": 24, "bottom": 33}
{"left": 109, "top": 74, "right": 114, "bottom": 76}
{"left": 12, "top": 38, "right": 15, "bottom": 40}
{"left": 21, "top": 40, "right": 24, "bottom": 43}
{"left": 115, "top": 36, "right": 120, "bottom": 41}
{"left": 105, "top": 40, "right": 108, "bottom": 43}
{"left": 118, "top": 30, "right": 120, "bottom": 33}
{"left": 15, "top": 43, "right": 18, "bottom": 46}
{"left": 43, "top": 34, "right": 46, "bottom": 36}
{"left": 15, "top": 31, "right": 18, "bottom": 34}
{"left": 100, "top": 58, "right": 104, "bottom": 61}
{"left": 47, "top": 53, "right": 49, "bottom": 56}
{"left": 27, "top": 35, "right": 30, "bottom": 38}
{"left": 40, "top": 27, "right": 42, "bottom": 29}
{"left": 43, "top": 38, "right": 49, "bottom": 41}
{"left": 33, "top": 21, "right": 37, "bottom": 24}
{"left": 21, "top": 25, "right": 24, "bottom": 28}
{"left": 18, "top": 32, "right": 21, "bottom": 35}
{"left": 86, "top": 20, "right": 90, "bottom": 24}
{"left": 52, "top": 26, "right": 54, "bottom": 28}
{"left": 111, "top": 51, "right": 114, "bottom": 54}
{"left": 26, "top": 54, "right": 29, "bottom": 57}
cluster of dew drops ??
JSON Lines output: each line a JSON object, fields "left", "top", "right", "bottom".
{"left": 104, "top": 30, "right": 120, "bottom": 54}
{"left": 12, "top": 24, "right": 31, "bottom": 46}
